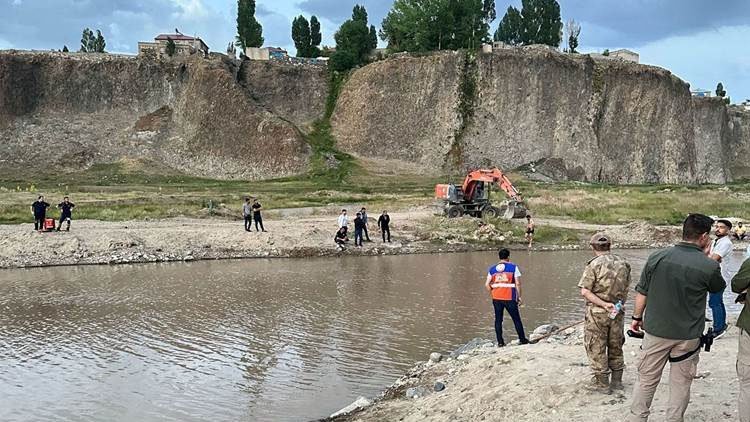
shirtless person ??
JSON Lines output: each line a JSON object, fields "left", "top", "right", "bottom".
{"left": 525, "top": 215, "right": 535, "bottom": 248}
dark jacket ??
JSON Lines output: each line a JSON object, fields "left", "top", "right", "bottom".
{"left": 354, "top": 217, "right": 365, "bottom": 230}
{"left": 732, "top": 258, "right": 750, "bottom": 333}
{"left": 378, "top": 214, "right": 390, "bottom": 228}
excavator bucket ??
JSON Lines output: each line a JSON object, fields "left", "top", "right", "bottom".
{"left": 503, "top": 201, "right": 528, "bottom": 219}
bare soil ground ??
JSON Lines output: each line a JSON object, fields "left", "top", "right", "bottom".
{"left": 336, "top": 323, "right": 744, "bottom": 422}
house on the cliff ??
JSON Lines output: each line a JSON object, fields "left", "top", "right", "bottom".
{"left": 244, "top": 47, "right": 288, "bottom": 61}
{"left": 138, "top": 31, "right": 209, "bottom": 58}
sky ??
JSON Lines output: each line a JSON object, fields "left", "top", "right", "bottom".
{"left": 2, "top": 0, "right": 749, "bottom": 101}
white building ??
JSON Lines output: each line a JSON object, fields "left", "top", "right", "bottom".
{"left": 609, "top": 49, "right": 639, "bottom": 63}
{"left": 138, "top": 32, "right": 209, "bottom": 58}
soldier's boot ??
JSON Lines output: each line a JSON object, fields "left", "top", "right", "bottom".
{"left": 610, "top": 370, "right": 624, "bottom": 390}
{"left": 584, "top": 374, "right": 611, "bottom": 394}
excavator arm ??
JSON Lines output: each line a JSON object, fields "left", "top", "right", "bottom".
{"left": 462, "top": 168, "right": 523, "bottom": 203}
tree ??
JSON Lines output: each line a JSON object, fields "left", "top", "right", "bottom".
{"left": 62, "top": 45, "right": 69, "bottom": 53}
{"left": 494, "top": 6, "right": 522, "bottom": 45}
{"left": 94, "top": 29, "right": 106, "bottom": 52}
{"left": 602, "top": 48, "right": 610, "bottom": 56}
{"left": 236, "top": 0, "right": 264, "bottom": 50}
{"left": 565, "top": 19, "right": 581, "bottom": 53}
{"left": 716, "top": 82, "right": 727, "bottom": 98}
{"left": 227, "top": 42, "right": 237, "bottom": 57}
{"left": 310, "top": 16, "right": 322, "bottom": 48}
{"left": 332, "top": 5, "right": 377, "bottom": 70}
{"left": 80, "top": 28, "right": 106, "bottom": 53}
{"left": 165, "top": 37, "right": 177, "bottom": 57}
{"left": 493, "top": 0, "right": 562, "bottom": 47}
{"left": 380, "top": 0, "right": 491, "bottom": 52}
{"left": 292, "top": 15, "right": 323, "bottom": 57}
{"left": 369, "top": 25, "right": 378, "bottom": 50}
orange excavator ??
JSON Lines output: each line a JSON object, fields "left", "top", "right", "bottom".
{"left": 435, "top": 168, "right": 527, "bottom": 219}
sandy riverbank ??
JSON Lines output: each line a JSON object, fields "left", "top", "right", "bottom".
{"left": 330, "top": 320, "right": 743, "bottom": 422}
{"left": 1, "top": 207, "right": 744, "bottom": 269}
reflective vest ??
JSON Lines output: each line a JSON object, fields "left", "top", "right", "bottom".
{"left": 488, "top": 262, "right": 518, "bottom": 301}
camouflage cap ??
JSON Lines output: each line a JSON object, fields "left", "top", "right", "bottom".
{"left": 590, "top": 232, "right": 612, "bottom": 245}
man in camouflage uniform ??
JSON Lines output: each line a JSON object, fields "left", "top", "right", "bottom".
{"left": 578, "top": 232, "right": 632, "bottom": 393}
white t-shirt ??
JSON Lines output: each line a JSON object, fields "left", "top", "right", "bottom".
{"left": 337, "top": 214, "right": 349, "bottom": 228}
{"left": 710, "top": 236, "right": 734, "bottom": 282}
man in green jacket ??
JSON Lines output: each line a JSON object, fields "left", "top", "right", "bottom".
{"left": 732, "top": 249, "right": 750, "bottom": 422}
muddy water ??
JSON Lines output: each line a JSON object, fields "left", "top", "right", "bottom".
{"left": 0, "top": 250, "right": 743, "bottom": 421}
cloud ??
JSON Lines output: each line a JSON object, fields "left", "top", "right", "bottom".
{"left": 557, "top": 0, "right": 750, "bottom": 47}
{"left": 296, "top": 0, "right": 391, "bottom": 25}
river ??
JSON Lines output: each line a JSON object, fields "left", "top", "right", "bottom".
{"left": 0, "top": 249, "right": 744, "bottom": 421}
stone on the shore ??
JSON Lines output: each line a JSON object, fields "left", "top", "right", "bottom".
{"left": 330, "top": 396, "right": 371, "bottom": 418}
{"left": 429, "top": 352, "right": 442, "bottom": 363}
{"left": 450, "top": 338, "right": 494, "bottom": 358}
{"left": 530, "top": 324, "right": 559, "bottom": 342}
{"left": 405, "top": 387, "right": 428, "bottom": 399}
{"left": 456, "top": 354, "right": 470, "bottom": 362}
{"left": 434, "top": 382, "right": 446, "bottom": 392}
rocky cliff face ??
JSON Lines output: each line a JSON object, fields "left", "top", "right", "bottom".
{"left": 0, "top": 51, "right": 310, "bottom": 180}
{"left": 332, "top": 48, "right": 749, "bottom": 184}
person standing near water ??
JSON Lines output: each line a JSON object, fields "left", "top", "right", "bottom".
{"left": 360, "top": 207, "right": 371, "bottom": 242}
{"left": 708, "top": 219, "right": 733, "bottom": 338}
{"left": 731, "top": 248, "right": 750, "bottom": 422}
{"left": 485, "top": 248, "right": 529, "bottom": 347}
{"left": 31, "top": 195, "right": 50, "bottom": 232}
{"left": 242, "top": 197, "right": 253, "bottom": 232}
{"left": 378, "top": 210, "right": 391, "bottom": 242}
{"left": 578, "top": 233, "right": 631, "bottom": 393}
{"left": 56, "top": 196, "right": 75, "bottom": 231}
{"left": 525, "top": 215, "right": 535, "bottom": 248}
{"left": 337, "top": 209, "right": 348, "bottom": 229}
{"left": 252, "top": 198, "right": 265, "bottom": 232}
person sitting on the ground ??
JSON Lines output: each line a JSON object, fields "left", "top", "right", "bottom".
{"left": 334, "top": 227, "right": 349, "bottom": 250}
{"left": 31, "top": 195, "right": 50, "bottom": 232}
{"left": 734, "top": 222, "right": 747, "bottom": 241}
{"left": 56, "top": 196, "right": 75, "bottom": 232}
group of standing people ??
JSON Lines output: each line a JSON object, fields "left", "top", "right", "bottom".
{"left": 486, "top": 213, "right": 748, "bottom": 421}
{"left": 335, "top": 208, "right": 391, "bottom": 250}
{"left": 31, "top": 195, "right": 75, "bottom": 232}
{"left": 242, "top": 197, "right": 265, "bottom": 232}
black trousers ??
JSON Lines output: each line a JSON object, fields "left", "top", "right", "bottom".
{"left": 363, "top": 224, "right": 370, "bottom": 241}
{"left": 492, "top": 299, "right": 527, "bottom": 345}
{"left": 244, "top": 216, "right": 252, "bottom": 231}
{"left": 354, "top": 228, "right": 363, "bottom": 246}
{"left": 57, "top": 214, "right": 71, "bottom": 230}
{"left": 381, "top": 227, "right": 391, "bottom": 242}
{"left": 34, "top": 216, "right": 45, "bottom": 230}
{"left": 254, "top": 215, "right": 264, "bottom": 231}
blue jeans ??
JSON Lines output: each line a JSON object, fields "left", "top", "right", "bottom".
{"left": 492, "top": 299, "right": 527, "bottom": 345}
{"left": 709, "top": 289, "right": 727, "bottom": 331}
{"left": 354, "top": 228, "right": 363, "bottom": 246}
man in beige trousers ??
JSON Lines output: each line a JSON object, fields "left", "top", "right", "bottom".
{"left": 732, "top": 250, "right": 750, "bottom": 422}
{"left": 628, "top": 214, "right": 726, "bottom": 422}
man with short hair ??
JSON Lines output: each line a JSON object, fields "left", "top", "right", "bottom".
{"left": 731, "top": 251, "right": 750, "bottom": 422}
{"left": 378, "top": 210, "right": 391, "bottom": 243}
{"left": 242, "top": 197, "right": 253, "bottom": 232}
{"left": 334, "top": 226, "right": 349, "bottom": 251}
{"left": 709, "top": 219, "right": 733, "bottom": 338}
{"left": 353, "top": 212, "right": 365, "bottom": 247}
{"left": 56, "top": 196, "right": 75, "bottom": 231}
{"left": 30, "top": 195, "right": 50, "bottom": 232}
{"left": 485, "top": 248, "right": 529, "bottom": 347}
{"left": 579, "top": 233, "right": 631, "bottom": 393}
{"left": 628, "top": 214, "right": 726, "bottom": 422}
{"left": 252, "top": 198, "right": 265, "bottom": 232}
{"left": 337, "top": 209, "right": 348, "bottom": 229}
{"left": 360, "top": 207, "right": 371, "bottom": 242}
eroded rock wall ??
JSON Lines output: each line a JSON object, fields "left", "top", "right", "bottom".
{"left": 0, "top": 51, "right": 310, "bottom": 180}
{"left": 331, "top": 48, "right": 748, "bottom": 184}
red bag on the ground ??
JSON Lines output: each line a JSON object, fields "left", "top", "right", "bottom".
{"left": 44, "top": 218, "right": 55, "bottom": 230}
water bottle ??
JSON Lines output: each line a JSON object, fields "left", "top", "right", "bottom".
{"left": 609, "top": 300, "right": 623, "bottom": 320}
